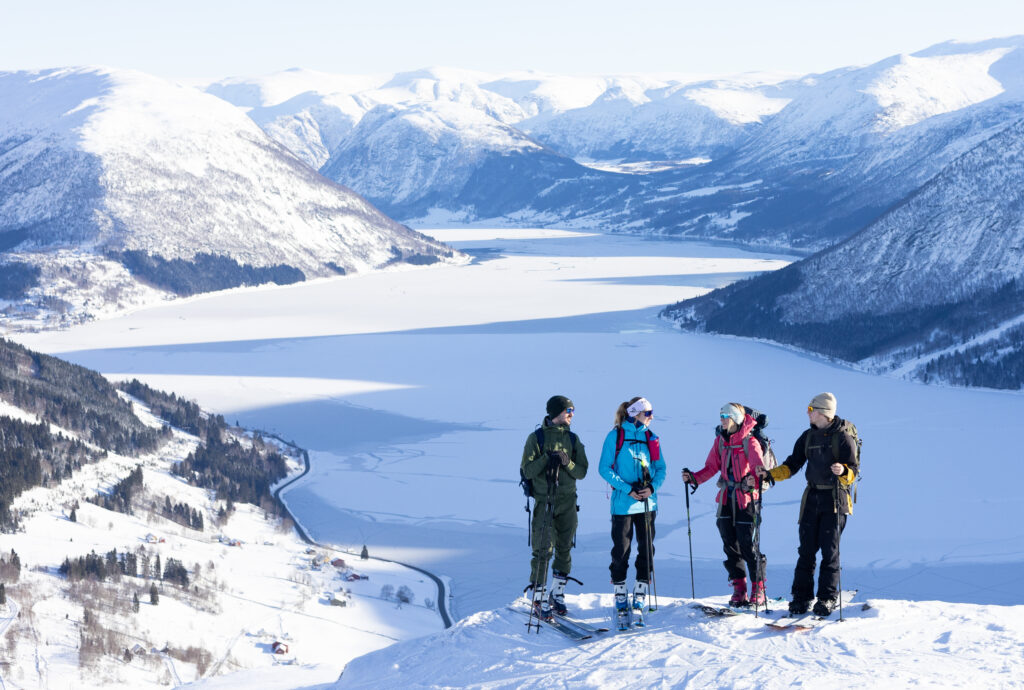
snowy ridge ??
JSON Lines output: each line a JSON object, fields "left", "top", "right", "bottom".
{"left": 201, "top": 37, "right": 1024, "bottom": 260}
{"left": 0, "top": 66, "right": 461, "bottom": 331}
{"left": 335, "top": 594, "right": 1024, "bottom": 688}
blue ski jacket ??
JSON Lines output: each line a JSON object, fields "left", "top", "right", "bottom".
{"left": 598, "top": 421, "right": 667, "bottom": 515}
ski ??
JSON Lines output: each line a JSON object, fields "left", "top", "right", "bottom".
{"left": 507, "top": 605, "right": 592, "bottom": 641}
{"left": 694, "top": 597, "right": 786, "bottom": 618}
{"left": 766, "top": 590, "right": 858, "bottom": 631}
{"left": 553, "top": 612, "right": 610, "bottom": 634}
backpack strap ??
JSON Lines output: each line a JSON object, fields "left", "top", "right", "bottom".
{"left": 645, "top": 429, "right": 660, "bottom": 461}
{"left": 536, "top": 427, "right": 577, "bottom": 459}
{"left": 616, "top": 426, "right": 657, "bottom": 463}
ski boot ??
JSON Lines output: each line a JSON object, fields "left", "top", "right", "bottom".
{"left": 613, "top": 581, "right": 630, "bottom": 630}
{"left": 788, "top": 598, "right": 812, "bottom": 615}
{"left": 549, "top": 570, "right": 568, "bottom": 617}
{"left": 632, "top": 580, "right": 648, "bottom": 627}
{"left": 729, "top": 577, "right": 749, "bottom": 607}
{"left": 813, "top": 596, "right": 838, "bottom": 617}
{"left": 531, "top": 586, "right": 553, "bottom": 622}
{"left": 750, "top": 580, "right": 766, "bottom": 607}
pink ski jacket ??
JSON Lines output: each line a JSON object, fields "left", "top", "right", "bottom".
{"left": 693, "top": 413, "right": 765, "bottom": 510}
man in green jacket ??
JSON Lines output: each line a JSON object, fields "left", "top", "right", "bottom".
{"left": 521, "top": 395, "right": 589, "bottom": 620}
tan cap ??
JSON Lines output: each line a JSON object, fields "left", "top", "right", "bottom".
{"left": 809, "top": 392, "right": 837, "bottom": 417}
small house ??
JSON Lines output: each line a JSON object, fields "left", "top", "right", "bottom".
{"left": 272, "top": 641, "right": 289, "bottom": 655}
{"left": 331, "top": 558, "right": 346, "bottom": 568}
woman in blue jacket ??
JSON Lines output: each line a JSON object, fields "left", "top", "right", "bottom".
{"left": 598, "top": 396, "right": 666, "bottom": 626}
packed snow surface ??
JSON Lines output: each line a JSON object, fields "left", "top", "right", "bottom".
{"left": 15, "top": 228, "right": 1024, "bottom": 687}
{"left": 338, "top": 594, "right": 1024, "bottom": 688}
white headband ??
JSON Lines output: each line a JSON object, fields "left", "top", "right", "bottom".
{"left": 626, "top": 398, "right": 652, "bottom": 417}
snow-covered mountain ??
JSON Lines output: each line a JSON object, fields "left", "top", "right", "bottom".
{"left": 522, "top": 74, "right": 793, "bottom": 161}
{"left": 0, "top": 67, "right": 459, "bottom": 330}
{"left": 207, "top": 38, "right": 1024, "bottom": 251}
{"left": 709, "top": 36, "right": 1024, "bottom": 247}
{"left": 319, "top": 101, "right": 599, "bottom": 220}
{"left": 207, "top": 68, "right": 781, "bottom": 223}
{"left": 663, "top": 113, "right": 1024, "bottom": 386}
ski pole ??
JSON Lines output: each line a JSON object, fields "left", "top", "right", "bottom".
{"left": 527, "top": 462, "right": 559, "bottom": 633}
{"left": 643, "top": 496, "right": 657, "bottom": 611}
{"left": 752, "top": 476, "right": 765, "bottom": 618}
{"left": 834, "top": 476, "right": 844, "bottom": 623}
{"left": 684, "top": 479, "right": 696, "bottom": 600}
{"left": 526, "top": 498, "right": 554, "bottom": 633}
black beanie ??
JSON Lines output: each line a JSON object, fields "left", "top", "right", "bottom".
{"left": 546, "top": 395, "right": 573, "bottom": 418}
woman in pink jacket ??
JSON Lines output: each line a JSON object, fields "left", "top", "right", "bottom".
{"left": 682, "top": 403, "right": 767, "bottom": 607}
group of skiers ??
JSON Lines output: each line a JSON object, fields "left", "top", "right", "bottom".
{"left": 521, "top": 392, "right": 860, "bottom": 627}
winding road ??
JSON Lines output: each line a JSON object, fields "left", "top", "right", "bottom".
{"left": 266, "top": 433, "right": 453, "bottom": 629}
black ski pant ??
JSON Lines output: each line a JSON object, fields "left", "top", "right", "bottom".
{"left": 716, "top": 500, "right": 765, "bottom": 583}
{"left": 609, "top": 510, "right": 656, "bottom": 584}
{"left": 792, "top": 488, "right": 847, "bottom": 602}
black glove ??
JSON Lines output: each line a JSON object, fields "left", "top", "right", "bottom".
{"left": 681, "top": 468, "right": 698, "bottom": 490}
{"left": 547, "top": 450, "right": 569, "bottom": 469}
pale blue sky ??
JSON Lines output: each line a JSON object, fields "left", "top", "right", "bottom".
{"left": 3, "top": 0, "right": 1024, "bottom": 80}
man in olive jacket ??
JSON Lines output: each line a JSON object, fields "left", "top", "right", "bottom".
{"left": 759, "top": 392, "right": 858, "bottom": 616}
{"left": 522, "top": 395, "right": 589, "bottom": 619}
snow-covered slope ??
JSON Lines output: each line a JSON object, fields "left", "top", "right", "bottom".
{"left": 320, "top": 101, "right": 599, "bottom": 220}
{"left": 0, "top": 351, "right": 444, "bottom": 688}
{"left": 522, "top": 75, "right": 793, "bottom": 161}
{"left": 334, "top": 594, "right": 1024, "bottom": 688}
{"left": 0, "top": 67, "right": 459, "bottom": 329}
{"left": 706, "top": 36, "right": 1024, "bottom": 247}
{"left": 663, "top": 113, "right": 1024, "bottom": 383}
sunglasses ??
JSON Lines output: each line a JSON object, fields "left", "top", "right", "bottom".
{"left": 641, "top": 410, "right": 653, "bottom": 418}
{"left": 565, "top": 407, "right": 575, "bottom": 414}
{"left": 807, "top": 406, "right": 821, "bottom": 413}
{"left": 720, "top": 414, "right": 732, "bottom": 420}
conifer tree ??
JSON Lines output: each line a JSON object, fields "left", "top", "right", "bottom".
{"left": 149, "top": 583, "right": 159, "bottom": 605}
